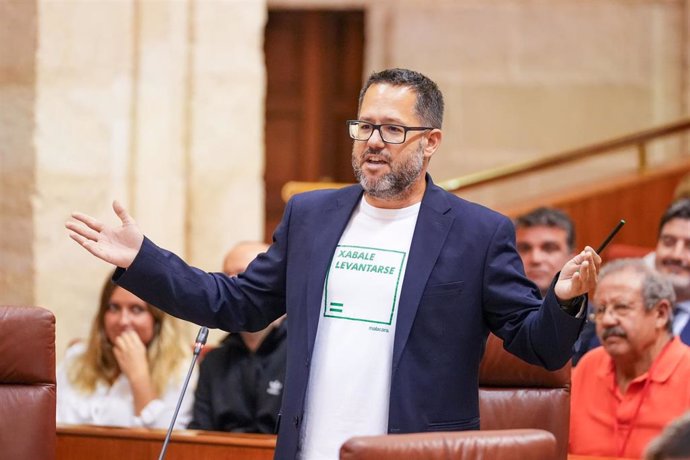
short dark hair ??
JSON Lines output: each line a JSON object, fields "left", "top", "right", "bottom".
{"left": 358, "top": 68, "right": 444, "bottom": 129}
{"left": 658, "top": 198, "right": 690, "bottom": 237}
{"left": 514, "top": 207, "right": 576, "bottom": 252}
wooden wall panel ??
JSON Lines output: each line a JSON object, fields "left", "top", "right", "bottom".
{"left": 264, "top": 10, "right": 364, "bottom": 239}
{"left": 498, "top": 160, "right": 690, "bottom": 252}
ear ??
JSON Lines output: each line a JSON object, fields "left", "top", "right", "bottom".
{"left": 654, "top": 299, "right": 672, "bottom": 330}
{"left": 423, "top": 129, "right": 443, "bottom": 160}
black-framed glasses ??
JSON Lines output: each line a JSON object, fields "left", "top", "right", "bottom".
{"left": 346, "top": 120, "right": 433, "bottom": 144}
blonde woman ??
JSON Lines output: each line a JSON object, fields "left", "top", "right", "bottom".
{"left": 57, "top": 273, "right": 196, "bottom": 428}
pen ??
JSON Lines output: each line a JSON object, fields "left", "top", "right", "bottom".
{"left": 596, "top": 219, "right": 626, "bottom": 253}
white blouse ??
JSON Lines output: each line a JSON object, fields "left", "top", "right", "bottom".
{"left": 57, "top": 342, "right": 198, "bottom": 429}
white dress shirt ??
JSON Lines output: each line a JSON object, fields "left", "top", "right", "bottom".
{"left": 57, "top": 342, "right": 197, "bottom": 429}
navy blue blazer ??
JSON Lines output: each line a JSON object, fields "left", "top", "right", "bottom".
{"left": 116, "top": 175, "right": 585, "bottom": 459}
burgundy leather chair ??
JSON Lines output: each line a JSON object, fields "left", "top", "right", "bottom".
{"left": 340, "top": 333, "right": 570, "bottom": 460}
{"left": 479, "top": 333, "right": 570, "bottom": 459}
{"left": 602, "top": 243, "right": 653, "bottom": 263}
{"left": 0, "top": 305, "right": 56, "bottom": 460}
{"left": 340, "top": 429, "right": 556, "bottom": 460}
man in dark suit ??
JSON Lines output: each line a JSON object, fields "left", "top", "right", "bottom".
{"left": 66, "top": 68, "right": 601, "bottom": 460}
{"left": 650, "top": 199, "right": 690, "bottom": 344}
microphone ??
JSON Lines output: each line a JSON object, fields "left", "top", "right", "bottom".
{"left": 157, "top": 326, "right": 209, "bottom": 460}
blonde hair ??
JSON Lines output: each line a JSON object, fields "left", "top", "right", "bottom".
{"left": 67, "top": 274, "right": 189, "bottom": 396}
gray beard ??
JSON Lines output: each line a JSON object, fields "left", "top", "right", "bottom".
{"left": 352, "top": 143, "right": 425, "bottom": 200}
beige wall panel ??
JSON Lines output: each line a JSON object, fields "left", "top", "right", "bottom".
{"left": 0, "top": 1, "right": 37, "bottom": 305}
{"left": 514, "top": 3, "right": 651, "bottom": 84}
{"left": 459, "top": 150, "right": 637, "bottom": 211}
{"left": 186, "top": 0, "right": 266, "bottom": 271}
{"left": 0, "top": 86, "right": 36, "bottom": 305}
{"left": 129, "top": 0, "right": 188, "bottom": 253}
{"left": 686, "top": 2, "right": 690, "bottom": 115}
{"left": 379, "top": 0, "right": 685, "bottom": 192}
{"left": 386, "top": 3, "right": 518, "bottom": 80}
{"left": 33, "top": 0, "right": 136, "bottom": 358}
{"left": 432, "top": 84, "right": 651, "bottom": 176}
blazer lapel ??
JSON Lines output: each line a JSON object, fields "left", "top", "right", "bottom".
{"left": 392, "top": 177, "right": 454, "bottom": 370}
{"left": 305, "top": 185, "right": 363, "bottom": 359}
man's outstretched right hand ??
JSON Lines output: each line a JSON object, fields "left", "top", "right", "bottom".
{"left": 65, "top": 200, "right": 144, "bottom": 269}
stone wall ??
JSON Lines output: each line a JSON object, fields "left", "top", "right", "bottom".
{"left": 1, "top": 0, "right": 266, "bottom": 356}
{"left": 0, "top": 1, "right": 37, "bottom": 308}
{"left": 361, "top": 0, "right": 688, "bottom": 205}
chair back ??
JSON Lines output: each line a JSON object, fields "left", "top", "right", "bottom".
{"left": 602, "top": 243, "right": 653, "bottom": 263}
{"left": 0, "top": 305, "right": 56, "bottom": 460}
{"left": 479, "top": 333, "right": 570, "bottom": 459}
{"left": 340, "top": 429, "right": 556, "bottom": 460}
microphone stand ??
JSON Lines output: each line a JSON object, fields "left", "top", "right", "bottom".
{"left": 157, "top": 326, "right": 209, "bottom": 460}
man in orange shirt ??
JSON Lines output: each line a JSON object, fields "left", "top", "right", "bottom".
{"left": 570, "top": 258, "right": 690, "bottom": 458}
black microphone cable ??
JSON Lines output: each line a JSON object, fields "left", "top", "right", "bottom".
{"left": 157, "top": 326, "right": 209, "bottom": 460}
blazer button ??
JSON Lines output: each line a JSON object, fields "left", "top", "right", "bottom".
{"left": 293, "top": 415, "right": 300, "bottom": 427}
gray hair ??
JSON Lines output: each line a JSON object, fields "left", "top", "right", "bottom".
{"left": 599, "top": 258, "right": 676, "bottom": 332}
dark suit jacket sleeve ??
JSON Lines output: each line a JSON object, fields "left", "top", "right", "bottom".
{"left": 482, "top": 217, "right": 585, "bottom": 370}
{"left": 114, "top": 198, "right": 294, "bottom": 332}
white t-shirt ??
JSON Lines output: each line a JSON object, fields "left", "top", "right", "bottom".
{"left": 299, "top": 197, "right": 420, "bottom": 459}
{"left": 56, "top": 342, "right": 197, "bottom": 429}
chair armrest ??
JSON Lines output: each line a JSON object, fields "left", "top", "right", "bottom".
{"left": 340, "top": 429, "right": 556, "bottom": 460}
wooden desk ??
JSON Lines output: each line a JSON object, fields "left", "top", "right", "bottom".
{"left": 57, "top": 425, "right": 276, "bottom": 460}
{"left": 58, "top": 425, "right": 627, "bottom": 460}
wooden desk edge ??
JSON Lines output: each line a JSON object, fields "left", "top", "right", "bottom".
{"left": 57, "top": 426, "right": 628, "bottom": 459}
{"left": 57, "top": 424, "right": 277, "bottom": 449}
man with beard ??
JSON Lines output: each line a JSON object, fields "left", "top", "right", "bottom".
{"left": 648, "top": 199, "right": 690, "bottom": 344}
{"left": 569, "top": 259, "right": 690, "bottom": 459}
{"left": 66, "top": 68, "right": 601, "bottom": 460}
